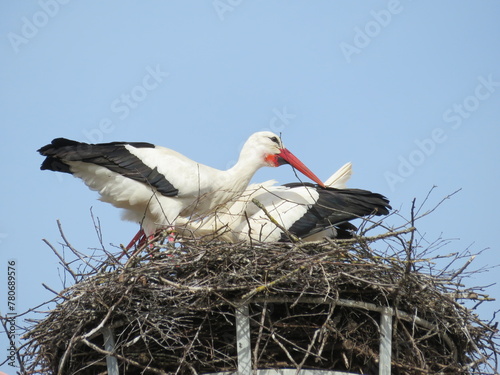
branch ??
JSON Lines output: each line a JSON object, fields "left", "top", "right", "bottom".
{"left": 57, "top": 220, "right": 98, "bottom": 273}
{"left": 251, "top": 198, "right": 300, "bottom": 242}
{"left": 80, "top": 337, "right": 168, "bottom": 375}
{"left": 42, "top": 239, "right": 78, "bottom": 282}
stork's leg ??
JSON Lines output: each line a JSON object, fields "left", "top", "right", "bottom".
{"left": 115, "top": 229, "right": 146, "bottom": 261}
{"left": 166, "top": 227, "right": 176, "bottom": 243}
{"left": 126, "top": 228, "right": 146, "bottom": 250}
{"left": 118, "top": 227, "right": 176, "bottom": 261}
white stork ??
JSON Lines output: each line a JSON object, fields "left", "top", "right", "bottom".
{"left": 176, "top": 163, "right": 391, "bottom": 242}
{"left": 38, "top": 131, "right": 324, "bottom": 247}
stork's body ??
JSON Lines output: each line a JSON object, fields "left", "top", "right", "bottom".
{"left": 38, "top": 132, "right": 324, "bottom": 242}
{"left": 177, "top": 163, "right": 391, "bottom": 242}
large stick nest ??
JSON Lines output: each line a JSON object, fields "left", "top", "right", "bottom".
{"left": 20, "top": 218, "right": 499, "bottom": 375}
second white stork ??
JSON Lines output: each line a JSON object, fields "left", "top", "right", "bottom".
{"left": 177, "top": 163, "right": 391, "bottom": 242}
{"left": 38, "top": 131, "right": 324, "bottom": 247}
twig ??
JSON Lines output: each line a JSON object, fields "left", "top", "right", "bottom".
{"left": 449, "top": 255, "right": 476, "bottom": 281}
{"left": 251, "top": 198, "right": 300, "bottom": 242}
{"left": 407, "top": 197, "right": 416, "bottom": 274}
{"left": 253, "top": 301, "right": 268, "bottom": 369}
{"left": 90, "top": 207, "right": 106, "bottom": 251}
{"left": 159, "top": 276, "right": 212, "bottom": 293}
{"left": 414, "top": 188, "right": 462, "bottom": 221}
{"left": 57, "top": 220, "right": 98, "bottom": 273}
{"left": 42, "top": 283, "right": 68, "bottom": 300}
{"left": 42, "top": 239, "right": 78, "bottom": 282}
{"left": 57, "top": 321, "right": 83, "bottom": 375}
{"left": 80, "top": 337, "right": 168, "bottom": 375}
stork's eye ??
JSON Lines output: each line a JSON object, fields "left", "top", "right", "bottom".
{"left": 269, "top": 136, "right": 280, "bottom": 145}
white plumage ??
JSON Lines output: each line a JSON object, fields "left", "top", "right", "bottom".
{"left": 39, "top": 131, "right": 324, "bottom": 245}
{"left": 176, "top": 162, "right": 391, "bottom": 243}
{"left": 176, "top": 163, "right": 352, "bottom": 242}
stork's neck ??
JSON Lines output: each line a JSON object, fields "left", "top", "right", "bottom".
{"left": 225, "top": 148, "right": 267, "bottom": 193}
{"left": 225, "top": 159, "right": 261, "bottom": 192}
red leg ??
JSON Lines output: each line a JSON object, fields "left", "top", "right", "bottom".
{"left": 117, "top": 227, "right": 174, "bottom": 261}
{"left": 126, "top": 229, "right": 146, "bottom": 250}
{"left": 115, "top": 229, "right": 146, "bottom": 261}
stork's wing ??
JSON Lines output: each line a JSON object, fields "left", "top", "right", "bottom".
{"left": 39, "top": 138, "right": 179, "bottom": 196}
{"left": 176, "top": 163, "right": 390, "bottom": 243}
{"left": 281, "top": 184, "right": 391, "bottom": 240}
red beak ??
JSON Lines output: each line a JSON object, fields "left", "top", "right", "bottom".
{"left": 276, "top": 148, "right": 325, "bottom": 188}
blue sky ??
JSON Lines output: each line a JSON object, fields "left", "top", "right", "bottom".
{"left": 1, "top": 1, "right": 500, "bottom": 371}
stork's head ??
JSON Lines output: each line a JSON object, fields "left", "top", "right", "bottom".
{"left": 242, "top": 131, "right": 325, "bottom": 188}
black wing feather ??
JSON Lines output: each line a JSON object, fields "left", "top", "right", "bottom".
{"left": 280, "top": 183, "right": 391, "bottom": 240}
{"left": 38, "top": 138, "right": 179, "bottom": 197}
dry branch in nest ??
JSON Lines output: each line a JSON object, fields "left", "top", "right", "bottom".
{"left": 18, "top": 214, "right": 500, "bottom": 375}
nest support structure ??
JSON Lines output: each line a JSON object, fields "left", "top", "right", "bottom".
{"left": 20, "top": 225, "right": 499, "bottom": 375}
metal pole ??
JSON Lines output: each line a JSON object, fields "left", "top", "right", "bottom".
{"left": 235, "top": 304, "right": 252, "bottom": 375}
{"left": 102, "top": 326, "right": 120, "bottom": 375}
{"left": 379, "top": 308, "right": 393, "bottom": 375}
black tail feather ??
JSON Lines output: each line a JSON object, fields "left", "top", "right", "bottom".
{"left": 282, "top": 183, "right": 391, "bottom": 240}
